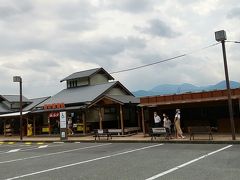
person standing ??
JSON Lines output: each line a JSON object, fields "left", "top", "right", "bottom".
{"left": 174, "top": 109, "right": 185, "bottom": 139}
{"left": 68, "top": 115, "right": 74, "bottom": 135}
{"left": 153, "top": 112, "right": 161, "bottom": 127}
{"left": 163, "top": 113, "right": 172, "bottom": 139}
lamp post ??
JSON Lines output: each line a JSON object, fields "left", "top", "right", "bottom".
{"left": 13, "top": 76, "right": 23, "bottom": 141}
{"left": 215, "top": 30, "right": 236, "bottom": 140}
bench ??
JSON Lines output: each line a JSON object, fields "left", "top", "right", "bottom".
{"left": 93, "top": 129, "right": 112, "bottom": 140}
{"left": 188, "top": 126, "right": 213, "bottom": 140}
{"left": 149, "top": 127, "right": 167, "bottom": 140}
{"left": 107, "top": 127, "right": 141, "bottom": 136}
{"left": 108, "top": 129, "right": 122, "bottom": 135}
{"left": 124, "top": 127, "right": 140, "bottom": 134}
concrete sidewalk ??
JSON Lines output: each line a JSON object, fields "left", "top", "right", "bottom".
{"left": 0, "top": 133, "right": 240, "bottom": 144}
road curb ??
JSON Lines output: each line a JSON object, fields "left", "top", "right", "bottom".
{"left": 1, "top": 139, "right": 240, "bottom": 144}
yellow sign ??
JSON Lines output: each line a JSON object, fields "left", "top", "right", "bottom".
{"left": 42, "top": 127, "right": 49, "bottom": 133}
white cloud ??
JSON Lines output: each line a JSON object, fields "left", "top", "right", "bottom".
{"left": 0, "top": 0, "right": 239, "bottom": 98}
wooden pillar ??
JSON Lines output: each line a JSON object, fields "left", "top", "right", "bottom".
{"left": 82, "top": 111, "right": 86, "bottom": 134}
{"left": 120, "top": 104, "right": 124, "bottom": 135}
{"left": 239, "top": 98, "right": 240, "bottom": 116}
{"left": 33, "top": 117, "right": 36, "bottom": 136}
{"left": 48, "top": 117, "right": 51, "bottom": 135}
{"left": 4, "top": 119, "right": 6, "bottom": 136}
{"left": 98, "top": 107, "right": 103, "bottom": 129}
{"left": 26, "top": 117, "right": 29, "bottom": 137}
{"left": 141, "top": 107, "right": 146, "bottom": 136}
{"left": 137, "top": 109, "right": 141, "bottom": 129}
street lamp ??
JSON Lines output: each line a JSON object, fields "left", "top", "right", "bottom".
{"left": 13, "top": 76, "right": 23, "bottom": 141}
{"left": 215, "top": 30, "right": 236, "bottom": 140}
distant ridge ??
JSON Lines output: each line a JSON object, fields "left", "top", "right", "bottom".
{"left": 133, "top": 80, "right": 240, "bottom": 97}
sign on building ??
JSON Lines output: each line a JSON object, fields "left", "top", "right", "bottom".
{"left": 60, "top": 111, "right": 67, "bottom": 140}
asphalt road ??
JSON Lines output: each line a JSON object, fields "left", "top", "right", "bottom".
{"left": 0, "top": 142, "right": 239, "bottom": 180}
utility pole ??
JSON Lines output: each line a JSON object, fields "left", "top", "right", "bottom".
{"left": 215, "top": 30, "right": 236, "bottom": 140}
{"left": 13, "top": 76, "right": 23, "bottom": 141}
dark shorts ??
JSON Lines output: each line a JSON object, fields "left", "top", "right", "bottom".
{"left": 165, "top": 128, "right": 171, "bottom": 135}
{"left": 154, "top": 122, "right": 161, "bottom": 127}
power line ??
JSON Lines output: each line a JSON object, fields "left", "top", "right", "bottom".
{"left": 110, "top": 42, "right": 220, "bottom": 74}
{"left": 226, "top": 40, "right": 240, "bottom": 43}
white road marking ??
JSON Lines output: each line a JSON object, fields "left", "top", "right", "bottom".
{"left": 145, "top": 145, "right": 233, "bottom": 180}
{"left": 5, "top": 144, "right": 164, "bottom": 180}
{"left": 8, "top": 149, "right": 21, "bottom": 153}
{"left": 53, "top": 142, "right": 64, "bottom": 144}
{"left": 38, "top": 145, "right": 48, "bottom": 149}
{"left": 19, "top": 144, "right": 64, "bottom": 152}
{"left": 0, "top": 144, "right": 63, "bottom": 155}
{"left": 0, "top": 143, "right": 112, "bottom": 164}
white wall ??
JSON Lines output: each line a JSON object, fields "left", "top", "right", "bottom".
{"left": 77, "top": 78, "right": 88, "bottom": 86}
{"left": 106, "top": 88, "right": 127, "bottom": 95}
{"left": 90, "top": 74, "right": 108, "bottom": 85}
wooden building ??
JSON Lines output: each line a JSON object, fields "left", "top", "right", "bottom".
{"left": 140, "top": 88, "right": 240, "bottom": 134}
{"left": 0, "top": 68, "right": 140, "bottom": 136}
{"left": 31, "top": 67, "right": 140, "bottom": 135}
{"left": 0, "top": 96, "right": 50, "bottom": 136}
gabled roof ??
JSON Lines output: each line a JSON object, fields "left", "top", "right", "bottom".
{"left": 0, "top": 95, "right": 31, "bottom": 103}
{"left": 60, "top": 67, "right": 114, "bottom": 82}
{"left": 37, "top": 81, "right": 119, "bottom": 106}
{"left": 23, "top": 96, "right": 50, "bottom": 111}
{"left": 88, "top": 95, "right": 139, "bottom": 108}
{"left": 105, "top": 95, "right": 140, "bottom": 104}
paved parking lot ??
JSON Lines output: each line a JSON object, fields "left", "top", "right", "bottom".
{"left": 0, "top": 142, "right": 239, "bottom": 180}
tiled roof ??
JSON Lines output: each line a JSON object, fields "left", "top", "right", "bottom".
{"left": 0, "top": 103, "right": 11, "bottom": 113}
{"left": 106, "top": 95, "right": 140, "bottom": 104}
{"left": 60, "top": 67, "right": 114, "bottom": 82}
{"left": 37, "top": 81, "right": 118, "bottom": 106}
{"left": 23, "top": 96, "right": 50, "bottom": 111}
{"left": 0, "top": 95, "right": 31, "bottom": 103}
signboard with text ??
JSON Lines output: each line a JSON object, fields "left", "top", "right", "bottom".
{"left": 60, "top": 111, "right": 66, "bottom": 128}
{"left": 60, "top": 111, "right": 67, "bottom": 141}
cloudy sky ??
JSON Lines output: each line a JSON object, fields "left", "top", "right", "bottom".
{"left": 0, "top": 0, "right": 239, "bottom": 98}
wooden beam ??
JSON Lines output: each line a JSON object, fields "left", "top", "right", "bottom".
{"left": 137, "top": 109, "right": 141, "bottom": 129}
{"left": 141, "top": 107, "right": 146, "bottom": 135}
{"left": 239, "top": 98, "right": 240, "bottom": 117}
{"left": 48, "top": 117, "right": 51, "bottom": 135}
{"left": 82, "top": 111, "right": 86, "bottom": 134}
{"left": 98, "top": 107, "right": 103, "bottom": 129}
{"left": 120, "top": 104, "right": 124, "bottom": 135}
{"left": 26, "top": 117, "right": 29, "bottom": 137}
{"left": 4, "top": 119, "right": 6, "bottom": 136}
{"left": 33, "top": 117, "right": 36, "bottom": 136}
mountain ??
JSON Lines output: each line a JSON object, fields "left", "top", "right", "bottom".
{"left": 206, "top": 81, "right": 240, "bottom": 91}
{"left": 133, "top": 80, "right": 240, "bottom": 97}
{"left": 150, "top": 83, "right": 200, "bottom": 95}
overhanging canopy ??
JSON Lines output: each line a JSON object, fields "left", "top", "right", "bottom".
{"left": 0, "top": 111, "right": 30, "bottom": 118}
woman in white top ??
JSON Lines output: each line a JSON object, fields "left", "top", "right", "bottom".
{"left": 153, "top": 112, "right": 161, "bottom": 127}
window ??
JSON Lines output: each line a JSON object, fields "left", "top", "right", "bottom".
{"left": 68, "top": 80, "right": 78, "bottom": 88}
